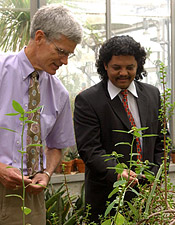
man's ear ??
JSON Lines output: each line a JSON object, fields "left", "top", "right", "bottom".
{"left": 104, "top": 62, "right": 108, "bottom": 70}
{"left": 34, "top": 30, "right": 45, "bottom": 44}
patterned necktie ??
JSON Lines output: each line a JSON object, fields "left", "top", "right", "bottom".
{"left": 26, "top": 71, "right": 43, "bottom": 176}
{"left": 120, "top": 89, "right": 142, "bottom": 161}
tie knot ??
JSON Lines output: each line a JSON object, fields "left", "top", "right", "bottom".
{"left": 31, "top": 71, "right": 38, "bottom": 79}
{"left": 121, "top": 89, "right": 128, "bottom": 97}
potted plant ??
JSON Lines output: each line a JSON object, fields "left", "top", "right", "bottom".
{"left": 75, "top": 156, "right": 85, "bottom": 173}
{"left": 65, "top": 146, "right": 79, "bottom": 172}
{"left": 61, "top": 154, "right": 74, "bottom": 174}
{"left": 54, "top": 147, "right": 77, "bottom": 174}
{"left": 62, "top": 146, "right": 85, "bottom": 173}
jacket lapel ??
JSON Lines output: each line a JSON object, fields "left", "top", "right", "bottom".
{"left": 102, "top": 80, "right": 131, "bottom": 130}
{"left": 110, "top": 95, "right": 132, "bottom": 130}
{"left": 105, "top": 80, "right": 148, "bottom": 131}
{"left": 135, "top": 82, "right": 148, "bottom": 130}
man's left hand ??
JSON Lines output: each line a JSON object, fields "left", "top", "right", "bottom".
{"left": 26, "top": 173, "right": 49, "bottom": 194}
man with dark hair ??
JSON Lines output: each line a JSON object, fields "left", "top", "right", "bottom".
{"left": 0, "top": 4, "right": 82, "bottom": 225}
{"left": 74, "top": 35, "right": 164, "bottom": 223}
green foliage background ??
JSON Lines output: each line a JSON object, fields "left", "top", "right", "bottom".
{"left": 0, "top": 0, "right": 30, "bottom": 52}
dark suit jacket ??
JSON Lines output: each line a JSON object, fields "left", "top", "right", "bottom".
{"left": 74, "top": 80, "right": 164, "bottom": 223}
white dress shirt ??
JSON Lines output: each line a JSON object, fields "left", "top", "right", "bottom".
{"left": 107, "top": 79, "right": 142, "bottom": 146}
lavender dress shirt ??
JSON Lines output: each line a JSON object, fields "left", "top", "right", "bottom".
{"left": 0, "top": 48, "right": 75, "bottom": 173}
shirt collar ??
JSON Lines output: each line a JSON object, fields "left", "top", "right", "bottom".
{"left": 18, "top": 48, "right": 44, "bottom": 80}
{"left": 107, "top": 79, "right": 138, "bottom": 100}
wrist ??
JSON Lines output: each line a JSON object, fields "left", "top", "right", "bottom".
{"left": 43, "top": 170, "right": 51, "bottom": 180}
{"left": 29, "top": 170, "right": 51, "bottom": 180}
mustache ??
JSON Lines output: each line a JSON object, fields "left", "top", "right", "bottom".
{"left": 116, "top": 75, "right": 131, "bottom": 79}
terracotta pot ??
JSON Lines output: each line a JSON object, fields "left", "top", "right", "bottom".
{"left": 71, "top": 159, "right": 76, "bottom": 172}
{"left": 171, "top": 152, "right": 175, "bottom": 163}
{"left": 62, "top": 160, "right": 73, "bottom": 174}
{"left": 75, "top": 158, "right": 85, "bottom": 173}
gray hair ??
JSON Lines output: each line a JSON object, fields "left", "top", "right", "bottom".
{"left": 30, "top": 4, "right": 83, "bottom": 44}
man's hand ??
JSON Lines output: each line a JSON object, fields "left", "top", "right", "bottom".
{"left": 0, "top": 164, "right": 32, "bottom": 189}
{"left": 26, "top": 173, "right": 50, "bottom": 195}
{"left": 117, "top": 169, "right": 138, "bottom": 187}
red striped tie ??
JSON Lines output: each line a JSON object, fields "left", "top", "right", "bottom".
{"left": 121, "top": 89, "right": 142, "bottom": 161}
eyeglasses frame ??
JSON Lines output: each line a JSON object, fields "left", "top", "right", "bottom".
{"left": 47, "top": 38, "right": 75, "bottom": 59}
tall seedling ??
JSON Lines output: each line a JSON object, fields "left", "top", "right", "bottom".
{"left": 0, "top": 100, "right": 43, "bottom": 225}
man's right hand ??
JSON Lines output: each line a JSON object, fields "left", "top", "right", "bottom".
{"left": 117, "top": 169, "right": 138, "bottom": 187}
{"left": 0, "top": 163, "right": 32, "bottom": 190}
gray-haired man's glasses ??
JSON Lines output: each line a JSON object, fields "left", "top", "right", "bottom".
{"left": 50, "top": 39, "right": 75, "bottom": 59}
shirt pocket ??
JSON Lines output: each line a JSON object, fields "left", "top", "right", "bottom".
{"left": 41, "top": 113, "right": 56, "bottom": 140}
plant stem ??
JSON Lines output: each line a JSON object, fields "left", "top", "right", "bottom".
{"left": 63, "top": 171, "right": 80, "bottom": 225}
{"left": 113, "top": 135, "right": 135, "bottom": 224}
{"left": 137, "top": 209, "right": 175, "bottom": 224}
{"left": 161, "top": 65, "right": 168, "bottom": 207}
{"left": 144, "top": 164, "right": 163, "bottom": 215}
{"left": 21, "top": 116, "right": 26, "bottom": 225}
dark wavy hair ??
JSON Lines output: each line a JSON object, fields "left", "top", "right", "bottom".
{"left": 96, "top": 35, "right": 147, "bottom": 80}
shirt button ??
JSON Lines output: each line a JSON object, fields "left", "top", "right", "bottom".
{"left": 14, "top": 160, "right": 17, "bottom": 163}
{"left": 20, "top": 122, "right": 23, "bottom": 126}
{"left": 25, "top": 103, "right": 28, "bottom": 107}
{"left": 16, "top": 140, "right": 20, "bottom": 145}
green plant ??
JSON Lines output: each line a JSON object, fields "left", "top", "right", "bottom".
{"left": 0, "top": 100, "right": 43, "bottom": 225}
{"left": 102, "top": 127, "right": 157, "bottom": 225}
{"left": 0, "top": 0, "right": 30, "bottom": 52}
{"left": 64, "top": 146, "right": 79, "bottom": 160}
{"left": 62, "top": 146, "right": 82, "bottom": 173}
{"left": 45, "top": 181, "right": 85, "bottom": 225}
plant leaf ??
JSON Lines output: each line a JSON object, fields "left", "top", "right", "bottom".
{"left": 18, "top": 150, "right": 27, "bottom": 154}
{"left": 113, "top": 130, "right": 129, "bottom": 134}
{"left": 101, "top": 219, "right": 112, "bottom": 225}
{"left": 108, "top": 187, "right": 119, "bottom": 198}
{"left": 112, "top": 163, "right": 128, "bottom": 174}
{"left": 115, "top": 142, "right": 131, "bottom": 147}
{"left": 12, "top": 100, "right": 24, "bottom": 114}
{"left": 127, "top": 201, "right": 139, "bottom": 219}
{"left": 142, "top": 134, "right": 158, "bottom": 137}
{"left": 19, "top": 116, "right": 28, "bottom": 121}
{"left": 129, "top": 187, "right": 140, "bottom": 196}
{"left": 0, "top": 127, "right": 17, "bottom": 133}
{"left": 133, "top": 131, "right": 142, "bottom": 137}
{"left": 137, "top": 127, "right": 149, "bottom": 131}
{"left": 105, "top": 200, "right": 116, "bottom": 216}
{"left": 113, "top": 180, "right": 126, "bottom": 188}
{"left": 26, "top": 144, "right": 43, "bottom": 147}
{"left": 25, "top": 120, "right": 37, "bottom": 124}
{"left": 6, "top": 194, "right": 23, "bottom": 200}
{"left": 21, "top": 206, "right": 31, "bottom": 215}
{"left": 114, "top": 212, "right": 125, "bottom": 225}
{"left": 24, "top": 120, "right": 36, "bottom": 124}
{"left": 5, "top": 113, "right": 20, "bottom": 116}
{"left": 26, "top": 105, "right": 43, "bottom": 114}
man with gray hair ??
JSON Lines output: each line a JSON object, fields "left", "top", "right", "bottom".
{"left": 0, "top": 4, "right": 83, "bottom": 225}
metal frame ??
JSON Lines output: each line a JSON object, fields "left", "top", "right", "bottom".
{"left": 171, "top": 0, "right": 175, "bottom": 144}
{"left": 106, "top": 0, "right": 111, "bottom": 39}
{"left": 30, "top": 0, "right": 46, "bottom": 21}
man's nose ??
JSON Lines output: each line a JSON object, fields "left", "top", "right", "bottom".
{"left": 60, "top": 55, "right": 68, "bottom": 65}
{"left": 119, "top": 68, "right": 128, "bottom": 75}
